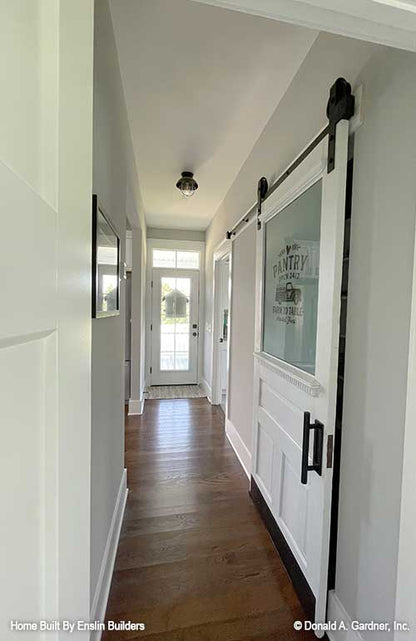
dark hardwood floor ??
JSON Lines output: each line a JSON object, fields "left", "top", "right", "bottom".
{"left": 103, "top": 398, "right": 314, "bottom": 640}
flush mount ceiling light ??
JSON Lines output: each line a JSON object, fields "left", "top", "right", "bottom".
{"left": 176, "top": 171, "right": 198, "bottom": 198}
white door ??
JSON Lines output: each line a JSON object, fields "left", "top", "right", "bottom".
{"left": 252, "top": 121, "right": 349, "bottom": 630}
{"left": 151, "top": 269, "right": 199, "bottom": 385}
{"left": 0, "top": 2, "right": 93, "bottom": 638}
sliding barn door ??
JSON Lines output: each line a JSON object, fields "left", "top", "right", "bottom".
{"left": 252, "top": 121, "right": 349, "bottom": 632}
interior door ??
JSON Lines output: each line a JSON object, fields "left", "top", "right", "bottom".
{"left": 151, "top": 268, "right": 199, "bottom": 385}
{"left": 0, "top": 3, "right": 94, "bottom": 636}
{"left": 252, "top": 121, "right": 349, "bottom": 631}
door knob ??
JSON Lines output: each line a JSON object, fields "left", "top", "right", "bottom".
{"left": 219, "top": 338, "right": 224, "bottom": 343}
{"left": 192, "top": 332, "right": 197, "bottom": 337}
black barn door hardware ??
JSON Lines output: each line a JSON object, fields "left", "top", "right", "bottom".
{"left": 301, "top": 411, "right": 324, "bottom": 484}
{"left": 225, "top": 77, "right": 355, "bottom": 238}
{"left": 326, "top": 77, "right": 355, "bottom": 173}
{"left": 256, "top": 176, "right": 269, "bottom": 230}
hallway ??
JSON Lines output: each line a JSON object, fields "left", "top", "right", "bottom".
{"left": 103, "top": 398, "right": 314, "bottom": 640}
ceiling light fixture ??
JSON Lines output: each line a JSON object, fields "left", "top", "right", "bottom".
{"left": 176, "top": 171, "right": 198, "bottom": 198}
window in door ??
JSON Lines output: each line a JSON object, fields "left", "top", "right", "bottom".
{"left": 160, "top": 277, "right": 191, "bottom": 371}
{"left": 262, "top": 179, "right": 322, "bottom": 374}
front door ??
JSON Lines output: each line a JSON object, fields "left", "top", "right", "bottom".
{"left": 151, "top": 268, "right": 199, "bottom": 385}
{"left": 252, "top": 121, "right": 350, "bottom": 631}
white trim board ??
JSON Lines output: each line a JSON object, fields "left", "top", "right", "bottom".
{"left": 191, "top": 0, "right": 416, "bottom": 52}
{"left": 200, "top": 377, "right": 212, "bottom": 403}
{"left": 90, "top": 469, "right": 128, "bottom": 641}
{"left": 226, "top": 418, "right": 251, "bottom": 479}
{"left": 210, "top": 238, "right": 232, "bottom": 407}
{"left": 128, "top": 395, "right": 145, "bottom": 416}
{"left": 395, "top": 162, "right": 416, "bottom": 634}
{"left": 327, "top": 591, "right": 364, "bottom": 641}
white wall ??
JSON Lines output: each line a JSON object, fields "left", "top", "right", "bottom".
{"left": 228, "top": 223, "right": 256, "bottom": 450}
{"left": 334, "top": 48, "right": 416, "bottom": 637}
{"left": 91, "top": 0, "right": 145, "bottom": 609}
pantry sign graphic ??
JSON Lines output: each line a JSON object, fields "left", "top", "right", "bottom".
{"left": 271, "top": 239, "right": 319, "bottom": 325}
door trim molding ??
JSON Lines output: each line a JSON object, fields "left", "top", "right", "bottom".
{"left": 249, "top": 477, "right": 315, "bottom": 620}
{"left": 211, "top": 239, "right": 232, "bottom": 406}
{"left": 90, "top": 469, "right": 128, "bottom": 640}
{"left": 395, "top": 167, "right": 416, "bottom": 631}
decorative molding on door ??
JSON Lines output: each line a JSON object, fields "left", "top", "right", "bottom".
{"left": 226, "top": 418, "right": 251, "bottom": 479}
{"left": 327, "top": 591, "right": 364, "bottom": 641}
{"left": 254, "top": 352, "right": 323, "bottom": 397}
{"left": 90, "top": 469, "right": 128, "bottom": 640}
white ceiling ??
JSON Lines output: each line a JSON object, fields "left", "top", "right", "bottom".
{"left": 110, "top": 0, "right": 317, "bottom": 230}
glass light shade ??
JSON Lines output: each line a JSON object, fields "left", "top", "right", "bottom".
{"left": 176, "top": 171, "right": 198, "bottom": 198}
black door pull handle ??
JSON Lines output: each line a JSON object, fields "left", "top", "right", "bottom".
{"left": 301, "top": 411, "right": 324, "bottom": 484}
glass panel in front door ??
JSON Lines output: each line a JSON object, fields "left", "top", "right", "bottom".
{"left": 160, "top": 277, "right": 191, "bottom": 371}
{"left": 262, "top": 179, "right": 322, "bottom": 374}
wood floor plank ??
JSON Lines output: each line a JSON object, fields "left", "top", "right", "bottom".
{"left": 103, "top": 398, "right": 314, "bottom": 640}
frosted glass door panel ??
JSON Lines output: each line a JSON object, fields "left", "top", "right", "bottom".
{"left": 262, "top": 179, "right": 322, "bottom": 374}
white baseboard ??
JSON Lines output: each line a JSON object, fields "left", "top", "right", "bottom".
{"left": 90, "top": 469, "right": 128, "bottom": 641}
{"left": 327, "top": 591, "right": 364, "bottom": 641}
{"left": 225, "top": 418, "right": 252, "bottom": 479}
{"left": 200, "top": 377, "right": 212, "bottom": 403}
{"left": 128, "top": 396, "right": 144, "bottom": 415}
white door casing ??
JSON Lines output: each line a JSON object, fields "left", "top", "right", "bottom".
{"left": 252, "top": 120, "right": 350, "bottom": 630}
{"left": 218, "top": 256, "right": 231, "bottom": 410}
{"left": 151, "top": 268, "right": 199, "bottom": 385}
{"left": 210, "top": 239, "right": 232, "bottom": 407}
